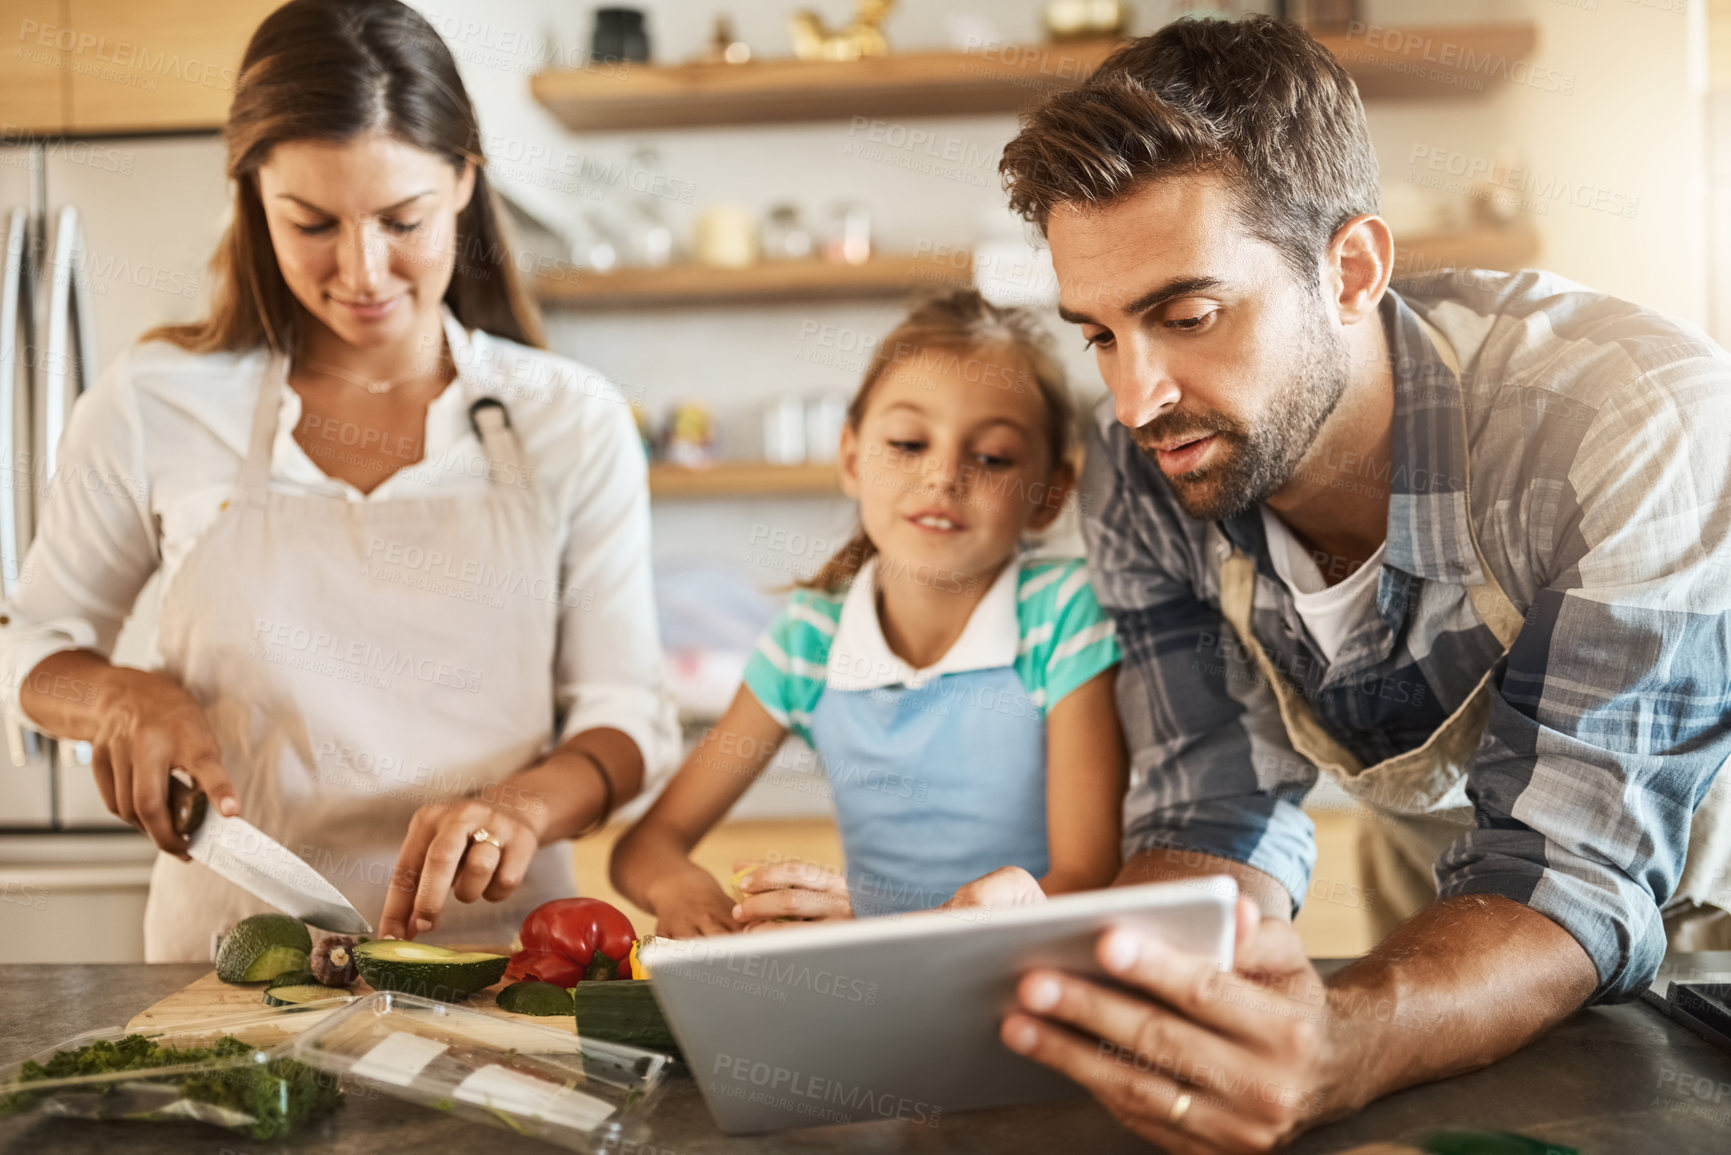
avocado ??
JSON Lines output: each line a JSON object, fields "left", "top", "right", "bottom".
{"left": 495, "top": 980, "right": 575, "bottom": 1016}
{"left": 352, "top": 939, "right": 509, "bottom": 1003}
{"left": 573, "top": 979, "right": 681, "bottom": 1055}
{"left": 216, "top": 914, "right": 313, "bottom": 984}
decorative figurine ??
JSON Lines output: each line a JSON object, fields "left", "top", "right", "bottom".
{"left": 790, "top": 0, "right": 894, "bottom": 62}
{"left": 662, "top": 402, "right": 718, "bottom": 468}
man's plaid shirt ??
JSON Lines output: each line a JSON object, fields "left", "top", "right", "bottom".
{"left": 1082, "top": 269, "right": 1731, "bottom": 1002}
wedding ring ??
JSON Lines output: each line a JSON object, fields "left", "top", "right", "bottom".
{"left": 471, "top": 827, "right": 505, "bottom": 850}
{"left": 1167, "top": 1090, "right": 1193, "bottom": 1128}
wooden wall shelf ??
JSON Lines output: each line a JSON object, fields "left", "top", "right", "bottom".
{"left": 532, "top": 25, "right": 1538, "bottom": 133}
{"left": 535, "top": 250, "right": 972, "bottom": 310}
{"left": 535, "top": 228, "right": 1536, "bottom": 311}
{"left": 650, "top": 461, "right": 839, "bottom": 499}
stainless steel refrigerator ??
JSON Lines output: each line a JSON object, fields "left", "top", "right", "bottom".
{"left": 0, "top": 134, "right": 230, "bottom": 961}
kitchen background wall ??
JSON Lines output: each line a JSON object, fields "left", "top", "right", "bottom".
{"left": 1, "top": 0, "right": 1719, "bottom": 958}
{"left": 410, "top": 0, "right": 1716, "bottom": 826}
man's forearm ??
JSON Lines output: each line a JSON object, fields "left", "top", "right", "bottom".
{"left": 1319, "top": 894, "right": 1597, "bottom": 1115}
{"left": 1115, "top": 847, "right": 1293, "bottom": 920}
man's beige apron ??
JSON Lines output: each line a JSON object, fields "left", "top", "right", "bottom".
{"left": 1212, "top": 315, "right": 1731, "bottom": 947}
{"left": 142, "top": 336, "right": 575, "bottom": 960}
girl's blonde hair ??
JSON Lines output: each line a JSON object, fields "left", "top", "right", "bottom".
{"left": 799, "top": 289, "right": 1074, "bottom": 594}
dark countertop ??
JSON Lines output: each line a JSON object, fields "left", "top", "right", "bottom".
{"left": 1, "top": 959, "right": 1728, "bottom": 1153}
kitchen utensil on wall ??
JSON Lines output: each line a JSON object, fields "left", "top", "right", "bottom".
{"left": 593, "top": 7, "right": 651, "bottom": 64}
{"left": 820, "top": 202, "right": 872, "bottom": 266}
{"left": 693, "top": 205, "right": 760, "bottom": 268}
{"left": 761, "top": 203, "right": 814, "bottom": 260}
{"left": 790, "top": 0, "right": 894, "bottom": 62}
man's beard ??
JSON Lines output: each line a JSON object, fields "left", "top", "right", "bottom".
{"left": 1132, "top": 305, "right": 1349, "bottom": 522}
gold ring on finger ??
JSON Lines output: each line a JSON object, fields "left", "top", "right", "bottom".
{"left": 1167, "top": 1090, "right": 1193, "bottom": 1128}
{"left": 471, "top": 827, "right": 505, "bottom": 850}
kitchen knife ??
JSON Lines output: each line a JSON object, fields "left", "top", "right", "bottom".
{"left": 168, "top": 772, "right": 373, "bottom": 935}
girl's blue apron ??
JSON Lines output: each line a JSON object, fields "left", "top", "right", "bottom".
{"left": 808, "top": 665, "right": 1049, "bottom": 915}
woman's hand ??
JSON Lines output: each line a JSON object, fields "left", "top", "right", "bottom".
{"left": 645, "top": 868, "right": 742, "bottom": 938}
{"left": 85, "top": 667, "right": 240, "bottom": 856}
{"left": 733, "top": 857, "right": 854, "bottom": 931}
{"left": 380, "top": 796, "right": 540, "bottom": 940}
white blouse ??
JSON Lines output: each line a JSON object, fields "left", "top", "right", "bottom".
{"left": 0, "top": 305, "right": 679, "bottom": 782}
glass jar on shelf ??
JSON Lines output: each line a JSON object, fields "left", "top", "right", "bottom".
{"left": 761, "top": 203, "right": 814, "bottom": 261}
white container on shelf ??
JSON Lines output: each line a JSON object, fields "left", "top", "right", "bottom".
{"left": 762, "top": 395, "right": 807, "bottom": 464}
{"left": 804, "top": 393, "right": 849, "bottom": 463}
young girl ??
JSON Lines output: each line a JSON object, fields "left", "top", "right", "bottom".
{"left": 611, "top": 290, "right": 1126, "bottom": 936}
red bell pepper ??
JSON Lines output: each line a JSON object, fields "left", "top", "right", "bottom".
{"left": 505, "top": 898, "right": 636, "bottom": 985}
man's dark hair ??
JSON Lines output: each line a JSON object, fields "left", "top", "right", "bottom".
{"left": 1000, "top": 15, "right": 1380, "bottom": 283}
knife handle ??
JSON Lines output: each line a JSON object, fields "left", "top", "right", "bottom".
{"left": 168, "top": 769, "right": 208, "bottom": 841}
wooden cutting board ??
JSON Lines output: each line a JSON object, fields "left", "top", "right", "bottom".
{"left": 127, "top": 968, "right": 582, "bottom": 1049}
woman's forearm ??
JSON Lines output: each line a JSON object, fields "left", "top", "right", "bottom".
{"left": 18, "top": 649, "right": 128, "bottom": 740}
{"left": 507, "top": 726, "right": 644, "bottom": 844}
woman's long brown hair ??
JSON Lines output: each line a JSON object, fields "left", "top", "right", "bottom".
{"left": 145, "top": 0, "right": 543, "bottom": 355}
{"left": 798, "top": 289, "right": 1074, "bottom": 594}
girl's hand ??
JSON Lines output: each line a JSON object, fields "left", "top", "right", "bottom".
{"left": 941, "top": 865, "right": 1047, "bottom": 913}
{"left": 733, "top": 857, "right": 854, "bottom": 930}
{"left": 86, "top": 667, "right": 241, "bottom": 856}
{"left": 380, "top": 797, "right": 539, "bottom": 940}
{"left": 645, "top": 869, "right": 741, "bottom": 938}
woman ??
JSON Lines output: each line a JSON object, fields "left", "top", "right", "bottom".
{"left": 0, "top": 0, "right": 676, "bottom": 959}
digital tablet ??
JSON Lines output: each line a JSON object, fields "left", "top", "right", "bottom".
{"left": 639, "top": 876, "right": 1238, "bottom": 1134}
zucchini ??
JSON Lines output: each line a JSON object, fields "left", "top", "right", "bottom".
{"left": 495, "top": 980, "right": 575, "bottom": 1016}
{"left": 573, "top": 979, "right": 681, "bottom": 1055}
{"left": 263, "top": 982, "right": 350, "bottom": 1007}
{"left": 352, "top": 939, "right": 508, "bottom": 1003}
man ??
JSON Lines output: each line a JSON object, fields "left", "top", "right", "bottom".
{"left": 964, "top": 15, "right": 1731, "bottom": 1152}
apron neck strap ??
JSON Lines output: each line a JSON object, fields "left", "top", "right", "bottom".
{"left": 468, "top": 396, "right": 528, "bottom": 483}
{"left": 239, "top": 350, "right": 288, "bottom": 495}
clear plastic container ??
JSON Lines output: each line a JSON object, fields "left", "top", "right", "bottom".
{"left": 288, "top": 991, "right": 670, "bottom": 1152}
{"left": 0, "top": 1012, "right": 345, "bottom": 1139}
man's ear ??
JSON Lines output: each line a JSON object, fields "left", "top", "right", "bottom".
{"left": 1326, "top": 214, "right": 1394, "bottom": 326}
{"left": 1028, "top": 455, "right": 1077, "bottom": 532}
{"left": 837, "top": 423, "right": 862, "bottom": 500}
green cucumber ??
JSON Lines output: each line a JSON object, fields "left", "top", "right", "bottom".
{"left": 216, "top": 914, "right": 313, "bottom": 984}
{"left": 263, "top": 982, "right": 350, "bottom": 1007}
{"left": 573, "top": 979, "right": 680, "bottom": 1055}
{"left": 269, "top": 969, "right": 319, "bottom": 988}
{"left": 495, "top": 980, "right": 575, "bottom": 1016}
{"left": 352, "top": 939, "right": 509, "bottom": 1003}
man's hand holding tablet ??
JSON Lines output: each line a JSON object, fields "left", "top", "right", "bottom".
{"left": 949, "top": 868, "right": 1339, "bottom": 1153}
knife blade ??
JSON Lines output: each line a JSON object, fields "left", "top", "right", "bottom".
{"left": 169, "top": 772, "right": 374, "bottom": 935}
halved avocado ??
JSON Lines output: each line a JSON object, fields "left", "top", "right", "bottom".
{"left": 353, "top": 939, "right": 509, "bottom": 1003}
{"left": 215, "top": 914, "right": 313, "bottom": 984}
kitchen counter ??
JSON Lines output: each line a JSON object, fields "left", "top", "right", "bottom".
{"left": 1, "top": 960, "right": 1728, "bottom": 1153}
